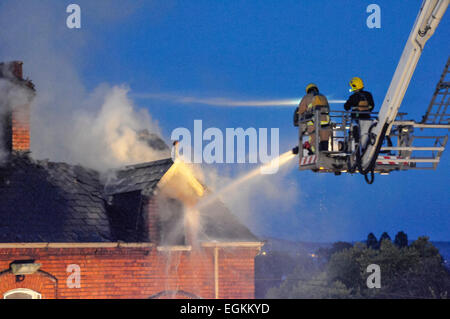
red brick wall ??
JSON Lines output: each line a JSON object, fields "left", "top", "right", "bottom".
{"left": 0, "top": 246, "right": 259, "bottom": 299}
{"left": 11, "top": 103, "right": 30, "bottom": 151}
{"left": 145, "top": 197, "right": 160, "bottom": 244}
{"left": 218, "top": 248, "right": 256, "bottom": 298}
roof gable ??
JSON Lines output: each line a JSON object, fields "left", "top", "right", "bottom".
{"left": 104, "top": 158, "right": 173, "bottom": 196}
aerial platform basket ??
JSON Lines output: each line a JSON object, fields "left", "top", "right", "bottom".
{"left": 298, "top": 57, "right": 450, "bottom": 175}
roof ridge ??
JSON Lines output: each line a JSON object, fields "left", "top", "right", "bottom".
{"left": 123, "top": 157, "right": 173, "bottom": 170}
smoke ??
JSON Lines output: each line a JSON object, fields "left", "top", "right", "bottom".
{"left": 33, "top": 81, "right": 170, "bottom": 171}
{"left": 61, "top": 85, "right": 169, "bottom": 171}
{"left": 134, "top": 92, "right": 346, "bottom": 107}
{"left": 0, "top": 0, "right": 302, "bottom": 243}
{"left": 0, "top": 77, "right": 34, "bottom": 162}
{"left": 192, "top": 157, "right": 301, "bottom": 240}
{"left": 0, "top": 0, "right": 169, "bottom": 171}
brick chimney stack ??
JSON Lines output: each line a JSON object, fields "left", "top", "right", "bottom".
{"left": 0, "top": 61, "right": 35, "bottom": 154}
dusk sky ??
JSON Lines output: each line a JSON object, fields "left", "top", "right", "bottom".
{"left": 1, "top": 0, "right": 448, "bottom": 242}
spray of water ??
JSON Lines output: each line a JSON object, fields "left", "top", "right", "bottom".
{"left": 185, "top": 207, "right": 201, "bottom": 247}
{"left": 164, "top": 151, "right": 295, "bottom": 297}
{"left": 196, "top": 150, "right": 296, "bottom": 210}
{"left": 134, "top": 93, "right": 346, "bottom": 107}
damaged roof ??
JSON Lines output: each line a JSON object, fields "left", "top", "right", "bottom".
{"left": 0, "top": 154, "right": 110, "bottom": 242}
{"left": 0, "top": 154, "right": 259, "bottom": 244}
{"left": 104, "top": 158, "right": 174, "bottom": 196}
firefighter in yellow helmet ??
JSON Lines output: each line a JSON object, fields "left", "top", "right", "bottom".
{"left": 293, "top": 83, "right": 331, "bottom": 154}
{"left": 344, "top": 77, "right": 375, "bottom": 120}
{"left": 345, "top": 77, "right": 375, "bottom": 145}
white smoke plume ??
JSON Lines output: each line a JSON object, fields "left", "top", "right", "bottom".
{"left": 34, "top": 83, "right": 170, "bottom": 171}
{"left": 0, "top": 0, "right": 303, "bottom": 242}
{"left": 0, "top": 77, "right": 34, "bottom": 163}
{"left": 0, "top": 0, "right": 169, "bottom": 171}
{"left": 191, "top": 158, "right": 300, "bottom": 239}
{"left": 60, "top": 84, "right": 169, "bottom": 171}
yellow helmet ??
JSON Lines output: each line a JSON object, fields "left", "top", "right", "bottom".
{"left": 305, "top": 83, "right": 318, "bottom": 94}
{"left": 349, "top": 77, "right": 364, "bottom": 92}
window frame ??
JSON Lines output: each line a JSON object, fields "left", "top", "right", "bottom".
{"left": 3, "top": 288, "right": 42, "bottom": 299}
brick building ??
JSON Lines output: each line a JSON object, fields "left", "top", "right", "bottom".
{"left": 0, "top": 62, "right": 262, "bottom": 299}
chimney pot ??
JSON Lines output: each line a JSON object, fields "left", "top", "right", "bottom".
{"left": 0, "top": 61, "right": 23, "bottom": 80}
{"left": 11, "top": 61, "right": 23, "bottom": 79}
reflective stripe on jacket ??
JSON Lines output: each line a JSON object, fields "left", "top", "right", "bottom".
{"left": 299, "top": 93, "right": 330, "bottom": 125}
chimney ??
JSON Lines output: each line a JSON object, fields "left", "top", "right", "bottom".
{"left": 0, "top": 61, "right": 35, "bottom": 154}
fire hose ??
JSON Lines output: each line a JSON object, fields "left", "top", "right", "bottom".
{"left": 348, "top": 121, "right": 389, "bottom": 184}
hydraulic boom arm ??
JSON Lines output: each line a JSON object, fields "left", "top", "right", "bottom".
{"left": 361, "top": 0, "right": 448, "bottom": 171}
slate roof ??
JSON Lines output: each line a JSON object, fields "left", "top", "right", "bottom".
{"left": 0, "top": 154, "right": 260, "bottom": 243}
{"left": 199, "top": 200, "right": 259, "bottom": 242}
{"left": 0, "top": 154, "right": 111, "bottom": 242}
{"left": 104, "top": 158, "right": 173, "bottom": 196}
{"left": 106, "top": 159, "right": 259, "bottom": 243}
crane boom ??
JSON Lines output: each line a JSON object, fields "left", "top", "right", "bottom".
{"left": 361, "top": 0, "right": 449, "bottom": 171}
{"left": 296, "top": 0, "right": 449, "bottom": 181}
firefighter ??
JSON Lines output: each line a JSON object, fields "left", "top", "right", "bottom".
{"left": 344, "top": 77, "right": 375, "bottom": 120}
{"left": 344, "top": 77, "right": 375, "bottom": 145}
{"left": 294, "top": 83, "right": 331, "bottom": 154}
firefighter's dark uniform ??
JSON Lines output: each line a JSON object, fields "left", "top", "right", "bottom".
{"left": 344, "top": 90, "right": 375, "bottom": 120}
{"left": 344, "top": 90, "right": 375, "bottom": 143}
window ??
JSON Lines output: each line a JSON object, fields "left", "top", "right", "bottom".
{"left": 3, "top": 288, "right": 41, "bottom": 299}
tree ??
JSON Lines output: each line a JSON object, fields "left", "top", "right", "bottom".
{"left": 265, "top": 237, "right": 450, "bottom": 299}
{"left": 380, "top": 232, "right": 391, "bottom": 243}
{"left": 326, "top": 244, "right": 365, "bottom": 291}
{"left": 366, "top": 233, "right": 379, "bottom": 249}
{"left": 379, "top": 237, "right": 449, "bottom": 298}
{"left": 328, "top": 237, "right": 450, "bottom": 298}
{"left": 255, "top": 251, "right": 297, "bottom": 298}
{"left": 394, "top": 231, "right": 408, "bottom": 248}
{"left": 266, "top": 272, "right": 352, "bottom": 299}
{"left": 316, "top": 241, "right": 353, "bottom": 263}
